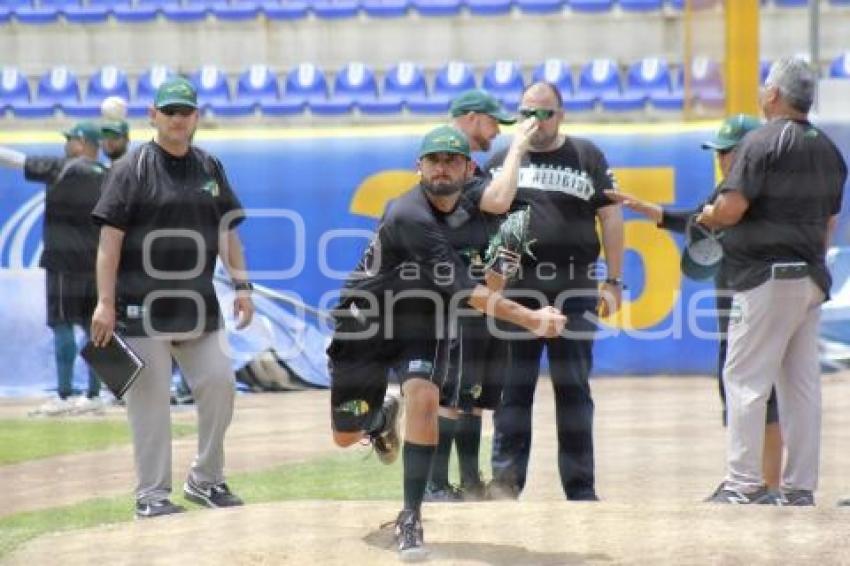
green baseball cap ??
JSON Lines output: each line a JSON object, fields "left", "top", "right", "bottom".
{"left": 62, "top": 121, "right": 101, "bottom": 145}
{"left": 449, "top": 89, "right": 516, "bottom": 125}
{"left": 154, "top": 77, "right": 198, "bottom": 109}
{"left": 100, "top": 119, "right": 129, "bottom": 137}
{"left": 418, "top": 125, "right": 471, "bottom": 160}
{"left": 701, "top": 114, "right": 761, "bottom": 151}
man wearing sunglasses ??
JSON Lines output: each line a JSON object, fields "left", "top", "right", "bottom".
{"left": 90, "top": 77, "right": 255, "bottom": 519}
{"left": 485, "top": 81, "right": 624, "bottom": 502}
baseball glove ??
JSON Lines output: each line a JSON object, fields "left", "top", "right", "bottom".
{"left": 484, "top": 206, "right": 536, "bottom": 281}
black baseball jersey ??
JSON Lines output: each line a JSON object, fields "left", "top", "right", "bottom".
{"left": 485, "top": 137, "right": 615, "bottom": 291}
{"left": 24, "top": 155, "right": 107, "bottom": 275}
{"left": 719, "top": 118, "right": 847, "bottom": 295}
{"left": 91, "top": 141, "right": 245, "bottom": 336}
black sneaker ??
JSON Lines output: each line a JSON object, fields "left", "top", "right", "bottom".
{"left": 183, "top": 478, "right": 244, "bottom": 508}
{"left": 394, "top": 509, "right": 427, "bottom": 562}
{"left": 370, "top": 395, "right": 401, "bottom": 465}
{"left": 423, "top": 481, "right": 463, "bottom": 502}
{"left": 778, "top": 489, "right": 815, "bottom": 506}
{"left": 705, "top": 483, "right": 778, "bottom": 505}
{"left": 135, "top": 499, "right": 186, "bottom": 519}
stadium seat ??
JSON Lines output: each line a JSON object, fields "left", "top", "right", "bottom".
{"left": 235, "top": 64, "right": 280, "bottom": 106}
{"left": 576, "top": 58, "right": 620, "bottom": 105}
{"left": 0, "top": 67, "right": 33, "bottom": 115}
{"left": 275, "top": 63, "right": 329, "bottom": 114}
{"left": 531, "top": 59, "right": 590, "bottom": 112}
{"left": 515, "top": 0, "right": 562, "bottom": 13}
{"left": 481, "top": 60, "right": 525, "bottom": 111}
{"left": 13, "top": 4, "right": 60, "bottom": 24}
{"left": 409, "top": 60, "right": 475, "bottom": 114}
{"left": 760, "top": 59, "right": 771, "bottom": 84}
{"left": 211, "top": 1, "right": 261, "bottom": 20}
{"left": 64, "top": 65, "right": 131, "bottom": 118}
{"left": 377, "top": 61, "right": 428, "bottom": 113}
{"left": 412, "top": 0, "right": 462, "bottom": 16}
{"left": 466, "top": 0, "right": 511, "bottom": 15}
{"left": 311, "top": 62, "right": 377, "bottom": 115}
{"left": 619, "top": 0, "right": 662, "bottom": 10}
{"left": 669, "top": 0, "right": 720, "bottom": 9}
{"left": 361, "top": 0, "right": 409, "bottom": 17}
{"left": 684, "top": 56, "right": 724, "bottom": 107}
{"left": 829, "top": 52, "right": 850, "bottom": 78}
{"left": 190, "top": 65, "right": 252, "bottom": 116}
{"left": 312, "top": 0, "right": 359, "bottom": 18}
{"left": 112, "top": 1, "right": 158, "bottom": 22}
{"left": 625, "top": 57, "right": 682, "bottom": 110}
{"left": 162, "top": 2, "right": 208, "bottom": 21}
{"left": 37, "top": 66, "right": 81, "bottom": 114}
{"left": 261, "top": 0, "right": 308, "bottom": 19}
{"left": 568, "top": 0, "right": 613, "bottom": 12}
{"left": 48, "top": 0, "right": 111, "bottom": 23}
{"left": 0, "top": 6, "right": 10, "bottom": 22}
{"left": 773, "top": 0, "right": 807, "bottom": 6}
{"left": 130, "top": 65, "right": 176, "bottom": 116}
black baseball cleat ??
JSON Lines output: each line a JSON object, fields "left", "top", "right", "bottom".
{"left": 394, "top": 509, "right": 428, "bottom": 562}
{"left": 778, "top": 489, "right": 815, "bottom": 506}
{"left": 371, "top": 395, "right": 401, "bottom": 465}
{"left": 705, "top": 483, "right": 778, "bottom": 505}
{"left": 135, "top": 499, "right": 186, "bottom": 519}
{"left": 184, "top": 477, "right": 244, "bottom": 508}
{"left": 485, "top": 479, "right": 520, "bottom": 501}
{"left": 460, "top": 478, "right": 487, "bottom": 502}
{"left": 423, "top": 481, "right": 463, "bottom": 503}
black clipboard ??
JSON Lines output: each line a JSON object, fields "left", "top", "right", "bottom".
{"left": 81, "top": 333, "right": 145, "bottom": 400}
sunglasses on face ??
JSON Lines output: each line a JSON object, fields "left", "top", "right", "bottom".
{"left": 518, "top": 107, "right": 557, "bottom": 121}
{"left": 159, "top": 105, "right": 196, "bottom": 117}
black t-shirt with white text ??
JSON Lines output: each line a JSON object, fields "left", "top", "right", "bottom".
{"left": 719, "top": 118, "right": 847, "bottom": 295}
{"left": 25, "top": 155, "right": 107, "bottom": 275}
{"left": 485, "top": 137, "right": 614, "bottom": 292}
{"left": 91, "top": 142, "right": 244, "bottom": 336}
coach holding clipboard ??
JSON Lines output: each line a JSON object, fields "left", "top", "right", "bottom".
{"left": 90, "top": 77, "right": 254, "bottom": 520}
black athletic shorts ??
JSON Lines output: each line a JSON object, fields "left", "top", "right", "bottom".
{"left": 328, "top": 301, "right": 452, "bottom": 432}
{"left": 45, "top": 270, "right": 97, "bottom": 328}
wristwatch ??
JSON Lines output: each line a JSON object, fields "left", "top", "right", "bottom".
{"left": 604, "top": 277, "right": 625, "bottom": 287}
{"left": 233, "top": 280, "right": 253, "bottom": 292}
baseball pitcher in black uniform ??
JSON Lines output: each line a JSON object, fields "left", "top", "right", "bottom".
{"left": 328, "top": 125, "right": 565, "bottom": 560}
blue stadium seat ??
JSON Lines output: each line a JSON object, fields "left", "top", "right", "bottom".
{"left": 112, "top": 1, "right": 158, "bottom": 21}
{"left": 63, "top": 4, "right": 110, "bottom": 23}
{"left": 569, "top": 0, "right": 612, "bottom": 12}
{"left": 361, "top": 0, "right": 408, "bottom": 16}
{"left": 412, "top": 0, "right": 462, "bottom": 16}
{"left": 0, "top": 67, "right": 33, "bottom": 116}
{"left": 481, "top": 60, "right": 525, "bottom": 111}
{"left": 688, "top": 56, "right": 724, "bottom": 107}
{"left": 130, "top": 65, "right": 176, "bottom": 116}
{"left": 576, "top": 58, "right": 619, "bottom": 102}
{"left": 760, "top": 59, "right": 771, "bottom": 84}
{"left": 830, "top": 52, "right": 850, "bottom": 78}
{"left": 64, "top": 65, "right": 131, "bottom": 118}
{"left": 37, "top": 66, "right": 81, "bottom": 115}
{"left": 409, "top": 60, "right": 475, "bottom": 114}
{"left": 236, "top": 64, "right": 280, "bottom": 105}
{"left": 211, "top": 1, "right": 261, "bottom": 20}
{"left": 190, "top": 65, "right": 255, "bottom": 117}
{"left": 13, "top": 4, "right": 60, "bottom": 24}
{"left": 261, "top": 0, "right": 308, "bottom": 19}
{"left": 311, "top": 62, "right": 376, "bottom": 115}
{"left": 515, "top": 0, "right": 561, "bottom": 12}
{"left": 0, "top": 5, "right": 11, "bottom": 22}
{"left": 276, "top": 63, "right": 329, "bottom": 114}
{"left": 669, "top": 0, "right": 720, "bottom": 9}
{"left": 162, "top": 2, "right": 208, "bottom": 21}
{"left": 378, "top": 61, "right": 428, "bottom": 113}
{"left": 773, "top": 0, "right": 807, "bottom": 6}
{"left": 626, "top": 57, "right": 683, "bottom": 110}
{"left": 531, "top": 59, "right": 594, "bottom": 112}
{"left": 466, "top": 0, "right": 511, "bottom": 15}
{"left": 312, "top": 0, "right": 359, "bottom": 18}
{"left": 829, "top": 0, "right": 850, "bottom": 5}
{"left": 619, "top": 0, "right": 662, "bottom": 11}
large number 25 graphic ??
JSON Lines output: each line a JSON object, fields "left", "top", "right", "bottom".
{"left": 350, "top": 167, "right": 681, "bottom": 331}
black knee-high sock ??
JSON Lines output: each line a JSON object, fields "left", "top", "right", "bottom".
{"left": 455, "top": 412, "right": 482, "bottom": 485}
{"left": 404, "top": 442, "right": 436, "bottom": 513}
{"left": 428, "top": 416, "right": 456, "bottom": 487}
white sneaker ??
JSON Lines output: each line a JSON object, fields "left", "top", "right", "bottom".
{"left": 71, "top": 396, "right": 105, "bottom": 415}
{"left": 29, "top": 398, "right": 73, "bottom": 417}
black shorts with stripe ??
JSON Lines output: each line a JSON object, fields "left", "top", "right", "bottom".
{"left": 45, "top": 270, "right": 97, "bottom": 328}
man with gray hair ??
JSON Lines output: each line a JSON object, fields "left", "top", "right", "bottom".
{"left": 698, "top": 57, "right": 847, "bottom": 506}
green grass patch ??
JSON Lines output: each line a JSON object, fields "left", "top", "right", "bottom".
{"left": 0, "top": 420, "right": 196, "bottom": 465}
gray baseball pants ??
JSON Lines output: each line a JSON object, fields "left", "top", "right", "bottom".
{"left": 125, "top": 330, "right": 236, "bottom": 504}
{"left": 723, "top": 275, "right": 823, "bottom": 493}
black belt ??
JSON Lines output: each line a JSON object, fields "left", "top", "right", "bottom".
{"left": 770, "top": 262, "right": 809, "bottom": 280}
